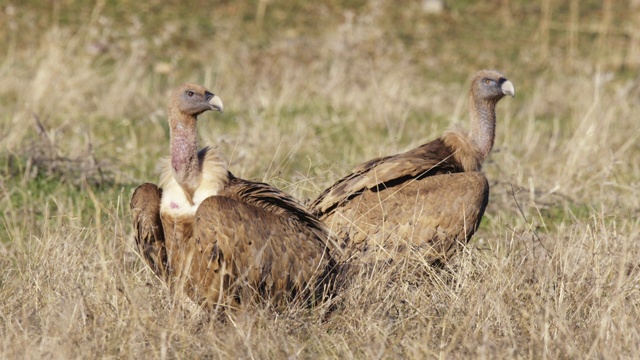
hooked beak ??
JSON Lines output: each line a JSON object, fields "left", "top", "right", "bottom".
{"left": 501, "top": 80, "right": 515, "bottom": 97}
{"left": 209, "top": 95, "right": 224, "bottom": 113}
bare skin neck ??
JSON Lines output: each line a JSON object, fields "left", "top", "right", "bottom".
{"left": 468, "top": 94, "right": 498, "bottom": 161}
{"left": 169, "top": 109, "right": 201, "bottom": 196}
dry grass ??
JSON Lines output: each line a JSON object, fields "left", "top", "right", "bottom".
{"left": 2, "top": 0, "right": 640, "bottom": 358}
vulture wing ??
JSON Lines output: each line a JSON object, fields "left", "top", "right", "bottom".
{"left": 322, "top": 171, "right": 489, "bottom": 264}
{"left": 187, "top": 193, "right": 335, "bottom": 307}
{"left": 130, "top": 183, "right": 169, "bottom": 280}
{"left": 310, "top": 138, "right": 463, "bottom": 216}
{"left": 224, "top": 173, "right": 329, "bottom": 243}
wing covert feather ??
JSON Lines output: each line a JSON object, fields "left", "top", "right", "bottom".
{"left": 189, "top": 195, "right": 333, "bottom": 306}
{"left": 321, "top": 172, "right": 489, "bottom": 264}
{"left": 310, "top": 138, "right": 462, "bottom": 216}
{"left": 223, "top": 173, "right": 335, "bottom": 248}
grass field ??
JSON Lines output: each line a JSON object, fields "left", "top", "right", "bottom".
{"left": 2, "top": 0, "right": 640, "bottom": 358}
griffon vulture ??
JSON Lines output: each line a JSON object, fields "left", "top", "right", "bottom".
{"left": 309, "top": 70, "right": 515, "bottom": 266}
{"left": 131, "top": 84, "right": 334, "bottom": 307}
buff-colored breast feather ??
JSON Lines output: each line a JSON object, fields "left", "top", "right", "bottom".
{"left": 159, "top": 147, "right": 229, "bottom": 218}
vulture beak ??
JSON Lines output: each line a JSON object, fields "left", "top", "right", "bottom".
{"left": 501, "top": 80, "right": 515, "bottom": 97}
{"left": 209, "top": 95, "right": 224, "bottom": 113}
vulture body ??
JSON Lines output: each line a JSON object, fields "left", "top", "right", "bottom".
{"left": 131, "top": 84, "right": 334, "bottom": 307}
{"left": 309, "top": 70, "right": 515, "bottom": 266}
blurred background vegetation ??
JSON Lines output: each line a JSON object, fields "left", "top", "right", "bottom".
{"left": 2, "top": 0, "right": 639, "bottom": 240}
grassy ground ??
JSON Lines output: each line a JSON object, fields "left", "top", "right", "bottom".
{"left": 1, "top": 0, "right": 640, "bottom": 358}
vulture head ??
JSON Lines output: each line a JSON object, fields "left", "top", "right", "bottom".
{"left": 167, "top": 83, "right": 224, "bottom": 189}
{"left": 466, "top": 70, "right": 515, "bottom": 160}
{"left": 170, "top": 83, "right": 224, "bottom": 117}
{"left": 471, "top": 70, "right": 515, "bottom": 103}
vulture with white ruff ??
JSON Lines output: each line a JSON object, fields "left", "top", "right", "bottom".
{"left": 309, "top": 70, "right": 515, "bottom": 266}
{"left": 131, "top": 84, "right": 335, "bottom": 307}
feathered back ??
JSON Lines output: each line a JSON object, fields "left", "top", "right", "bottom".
{"left": 223, "top": 174, "right": 333, "bottom": 249}
{"left": 309, "top": 134, "right": 470, "bottom": 216}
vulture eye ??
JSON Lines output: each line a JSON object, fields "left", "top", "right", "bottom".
{"left": 186, "top": 90, "right": 195, "bottom": 97}
{"left": 483, "top": 79, "right": 492, "bottom": 85}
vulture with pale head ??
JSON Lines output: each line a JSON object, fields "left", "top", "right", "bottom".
{"left": 309, "top": 70, "right": 515, "bottom": 266}
{"left": 131, "top": 84, "right": 335, "bottom": 307}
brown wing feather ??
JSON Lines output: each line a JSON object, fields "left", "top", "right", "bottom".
{"left": 130, "top": 183, "right": 169, "bottom": 280}
{"left": 310, "top": 138, "right": 463, "bottom": 216}
{"left": 321, "top": 172, "right": 489, "bottom": 265}
{"left": 188, "top": 195, "right": 334, "bottom": 307}
{"left": 223, "top": 173, "right": 329, "bottom": 244}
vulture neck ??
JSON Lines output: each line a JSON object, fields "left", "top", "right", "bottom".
{"left": 468, "top": 94, "right": 497, "bottom": 161}
{"left": 169, "top": 110, "right": 201, "bottom": 194}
